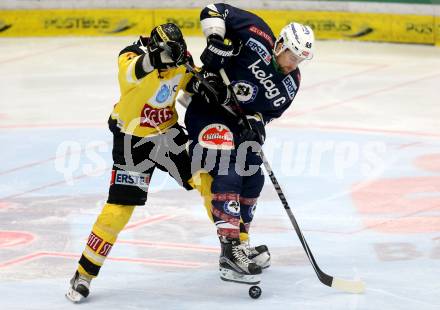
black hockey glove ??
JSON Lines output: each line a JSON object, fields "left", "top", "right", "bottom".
{"left": 134, "top": 36, "right": 149, "bottom": 53}
{"left": 163, "top": 40, "right": 188, "bottom": 66}
{"left": 148, "top": 40, "right": 187, "bottom": 69}
{"left": 200, "top": 34, "right": 234, "bottom": 72}
{"left": 187, "top": 69, "right": 230, "bottom": 105}
{"left": 238, "top": 114, "right": 266, "bottom": 145}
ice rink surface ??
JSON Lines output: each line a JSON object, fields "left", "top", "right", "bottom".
{"left": 0, "top": 37, "right": 439, "bottom": 310}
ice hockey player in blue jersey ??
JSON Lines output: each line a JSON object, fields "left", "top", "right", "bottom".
{"left": 184, "top": 3, "right": 315, "bottom": 284}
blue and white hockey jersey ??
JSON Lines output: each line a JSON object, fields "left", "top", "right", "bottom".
{"left": 200, "top": 3, "right": 301, "bottom": 124}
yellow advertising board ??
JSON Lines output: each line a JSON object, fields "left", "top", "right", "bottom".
{"left": 0, "top": 9, "right": 155, "bottom": 37}
{"left": 0, "top": 8, "right": 438, "bottom": 46}
{"left": 153, "top": 9, "right": 202, "bottom": 36}
{"left": 390, "top": 14, "right": 435, "bottom": 44}
{"left": 436, "top": 16, "right": 440, "bottom": 46}
{"left": 255, "top": 10, "right": 435, "bottom": 44}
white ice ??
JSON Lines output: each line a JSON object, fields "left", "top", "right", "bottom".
{"left": 0, "top": 37, "right": 439, "bottom": 310}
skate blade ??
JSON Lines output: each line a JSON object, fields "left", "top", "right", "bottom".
{"left": 65, "top": 287, "right": 86, "bottom": 303}
{"left": 219, "top": 267, "right": 261, "bottom": 285}
{"left": 261, "top": 262, "right": 271, "bottom": 269}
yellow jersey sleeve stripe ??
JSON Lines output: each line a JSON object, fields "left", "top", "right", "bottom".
{"left": 125, "top": 59, "right": 140, "bottom": 84}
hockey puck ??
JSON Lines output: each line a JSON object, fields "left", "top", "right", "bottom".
{"left": 248, "top": 285, "right": 262, "bottom": 299}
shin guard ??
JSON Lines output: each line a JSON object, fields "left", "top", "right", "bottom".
{"left": 239, "top": 197, "right": 258, "bottom": 242}
{"left": 78, "top": 203, "right": 135, "bottom": 277}
{"left": 211, "top": 193, "right": 240, "bottom": 239}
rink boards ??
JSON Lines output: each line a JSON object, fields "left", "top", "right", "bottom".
{"left": 0, "top": 8, "right": 440, "bottom": 46}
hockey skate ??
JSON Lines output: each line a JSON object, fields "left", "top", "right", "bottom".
{"left": 219, "top": 238, "right": 262, "bottom": 285}
{"left": 65, "top": 271, "right": 92, "bottom": 303}
{"left": 243, "top": 241, "right": 271, "bottom": 269}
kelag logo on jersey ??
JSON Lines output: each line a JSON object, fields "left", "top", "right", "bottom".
{"left": 245, "top": 38, "right": 271, "bottom": 65}
{"left": 282, "top": 75, "right": 297, "bottom": 100}
{"left": 155, "top": 85, "right": 171, "bottom": 103}
{"left": 232, "top": 80, "right": 258, "bottom": 104}
{"left": 248, "top": 59, "right": 286, "bottom": 107}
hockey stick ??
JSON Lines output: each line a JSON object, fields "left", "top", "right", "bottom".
{"left": 184, "top": 62, "right": 365, "bottom": 293}
{"left": 184, "top": 63, "right": 219, "bottom": 96}
{"left": 216, "top": 68, "right": 365, "bottom": 294}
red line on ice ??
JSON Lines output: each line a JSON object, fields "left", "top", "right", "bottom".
{"left": 0, "top": 252, "right": 46, "bottom": 268}
{"left": 0, "top": 168, "right": 108, "bottom": 201}
{"left": 0, "top": 157, "right": 58, "bottom": 176}
{"left": 122, "top": 215, "right": 176, "bottom": 231}
{"left": 0, "top": 251, "right": 206, "bottom": 269}
{"left": 0, "top": 231, "right": 36, "bottom": 248}
{"left": 394, "top": 142, "right": 425, "bottom": 150}
{"left": 0, "top": 141, "right": 110, "bottom": 176}
{"left": 117, "top": 239, "right": 219, "bottom": 253}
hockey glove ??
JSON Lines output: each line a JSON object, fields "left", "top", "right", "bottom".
{"left": 188, "top": 69, "right": 230, "bottom": 106}
{"left": 238, "top": 113, "right": 266, "bottom": 145}
{"left": 163, "top": 40, "right": 188, "bottom": 66}
{"left": 148, "top": 40, "right": 187, "bottom": 69}
{"left": 200, "top": 34, "right": 234, "bottom": 72}
{"left": 134, "top": 36, "right": 149, "bottom": 53}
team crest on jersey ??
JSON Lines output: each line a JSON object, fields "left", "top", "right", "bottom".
{"left": 155, "top": 85, "right": 171, "bottom": 103}
{"left": 223, "top": 200, "right": 240, "bottom": 217}
{"left": 248, "top": 204, "right": 257, "bottom": 218}
{"left": 245, "top": 38, "right": 271, "bottom": 65}
{"left": 199, "top": 124, "right": 234, "bottom": 150}
{"left": 282, "top": 75, "right": 297, "bottom": 100}
{"left": 232, "top": 80, "right": 258, "bottom": 104}
{"left": 148, "top": 74, "right": 182, "bottom": 108}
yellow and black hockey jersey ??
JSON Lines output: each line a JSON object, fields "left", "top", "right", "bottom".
{"left": 111, "top": 42, "right": 193, "bottom": 137}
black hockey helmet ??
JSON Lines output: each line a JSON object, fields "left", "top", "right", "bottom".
{"left": 149, "top": 23, "right": 187, "bottom": 66}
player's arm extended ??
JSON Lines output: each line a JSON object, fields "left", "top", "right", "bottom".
{"left": 117, "top": 40, "right": 155, "bottom": 93}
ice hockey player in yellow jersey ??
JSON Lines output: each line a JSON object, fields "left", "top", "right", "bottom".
{"left": 65, "top": 23, "right": 213, "bottom": 303}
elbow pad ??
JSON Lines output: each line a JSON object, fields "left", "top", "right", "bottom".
{"left": 200, "top": 4, "right": 226, "bottom": 38}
